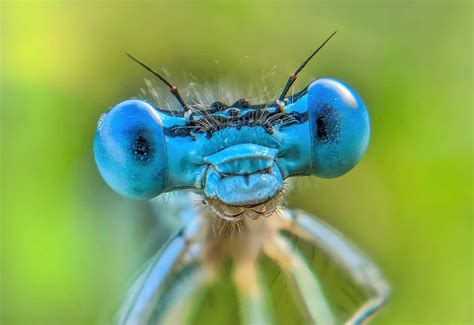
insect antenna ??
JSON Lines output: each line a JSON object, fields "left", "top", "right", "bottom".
{"left": 126, "top": 52, "right": 190, "bottom": 113}
{"left": 277, "top": 31, "right": 337, "bottom": 104}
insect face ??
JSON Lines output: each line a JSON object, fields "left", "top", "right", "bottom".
{"left": 94, "top": 78, "right": 369, "bottom": 220}
{"left": 94, "top": 33, "right": 370, "bottom": 219}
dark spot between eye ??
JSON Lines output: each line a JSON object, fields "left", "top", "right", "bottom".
{"left": 316, "top": 104, "right": 340, "bottom": 143}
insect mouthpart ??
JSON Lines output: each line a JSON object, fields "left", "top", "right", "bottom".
{"left": 202, "top": 143, "right": 284, "bottom": 220}
{"left": 204, "top": 143, "right": 277, "bottom": 175}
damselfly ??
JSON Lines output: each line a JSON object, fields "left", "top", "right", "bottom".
{"left": 94, "top": 32, "right": 390, "bottom": 324}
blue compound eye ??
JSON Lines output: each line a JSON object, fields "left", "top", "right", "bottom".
{"left": 308, "top": 78, "right": 370, "bottom": 178}
{"left": 94, "top": 99, "right": 168, "bottom": 199}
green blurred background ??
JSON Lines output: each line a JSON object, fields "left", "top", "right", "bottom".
{"left": 1, "top": 1, "right": 472, "bottom": 324}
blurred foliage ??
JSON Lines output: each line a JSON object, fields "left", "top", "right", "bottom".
{"left": 1, "top": 1, "right": 472, "bottom": 324}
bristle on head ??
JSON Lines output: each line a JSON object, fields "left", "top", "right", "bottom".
{"left": 140, "top": 77, "right": 274, "bottom": 112}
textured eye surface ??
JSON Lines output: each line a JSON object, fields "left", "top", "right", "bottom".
{"left": 308, "top": 78, "right": 370, "bottom": 178}
{"left": 94, "top": 99, "right": 168, "bottom": 199}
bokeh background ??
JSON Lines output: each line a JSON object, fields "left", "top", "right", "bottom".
{"left": 1, "top": 1, "right": 472, "bottom": 324}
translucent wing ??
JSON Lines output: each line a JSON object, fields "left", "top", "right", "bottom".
{"left": 116, "top": 201, "right": 389, "bottom": 325}
{"left": 272, "top": 209, "right": 390, "bottom": 324}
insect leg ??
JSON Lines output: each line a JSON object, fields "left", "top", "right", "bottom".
{"left": 117, "top": 216, "right": 206, "bottom": 325}
{"left": 154, "top": 243, "right": 212, "bottom": 324}
{"left": 263, "top": 232, "right": 336, "bottom": 325}
{"left": 277, "top": 209, "right": 390, "bottom": 325}
{"left": 233, "top": 260, "right": 272, "bottom": 325}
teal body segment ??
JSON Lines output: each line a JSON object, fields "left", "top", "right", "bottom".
{"left": 94, "top": 78, "right": 370, "bottom": 206}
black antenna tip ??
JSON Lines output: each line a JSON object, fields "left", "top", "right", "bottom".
{"left": 125, "top": 52, "right": 139, "bottom": 62}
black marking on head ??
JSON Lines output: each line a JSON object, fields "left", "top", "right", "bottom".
{"left": 150, "top": 87, "right": 312, "bottom": 139}
{"left": 210, "top": 101, "right": 229, "bottom": 110}
{"left": 130, "top": 129, "right": 153, "bottom": 164}
{"left": 316, "top": 103, "right": 340, "bottom": 143}
{"left": 163, "top": 110, "right": 308, "bottom": 138}
{"left": 227, "top": 108, "right": 240, "bottom": 117}
{"left": 232, "top": 99, "right": 250, "bottom": 108}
